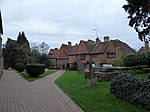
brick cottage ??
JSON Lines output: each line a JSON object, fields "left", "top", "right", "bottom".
{"left": 49, "top": 36, "right": 135, "bottom": 69}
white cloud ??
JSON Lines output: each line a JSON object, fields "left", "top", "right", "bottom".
{"left": 0, "top": 0, "right": 144, "bottom": 50}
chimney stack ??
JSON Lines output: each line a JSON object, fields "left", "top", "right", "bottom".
{"left": 68, "top": 41, "right": 72, "bottom": 46}
{"left": 96, "top": 37, "right": 100, "bottom": 44}
{"left": 104, "top": 36, "right": 109, "bottom": 42}
{"left": 145, "top": 40, "right": 149, "bottom": 52}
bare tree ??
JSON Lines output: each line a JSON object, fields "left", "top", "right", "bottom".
{"left": 39, "top": 42, "right": 50, "bottom": 54}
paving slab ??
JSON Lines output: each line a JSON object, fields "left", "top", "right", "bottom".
{"left": 0, "top": 70, "right": 84, "bottom": 112}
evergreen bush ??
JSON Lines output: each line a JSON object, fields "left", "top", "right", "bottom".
{"left": 111, "top": 74, "right": 150, "bottom": 109}
{"left": 15, "top": 63, "right": 25, "bottom": 72}
{"left": 124, "top": 53, "right": 150, "bottom": 67}
{"left": 131, "top": 80, "right": 150, "bottom": 109}
{"left": 25, "top": 63, "right": 45, "bottom": 77}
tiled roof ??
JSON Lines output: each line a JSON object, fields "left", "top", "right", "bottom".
{"left": 91, "top": 42, "right": 108, "bottom": 54}
{"left": 112, "top": 40, "right": 135, "bottom": 53}
{"left": 49, "top": 48, "right": 68, "bottom": 59}
{"left": 49, "top": 38, "right": 135, "bottom": 59}
{"left": 60, "top": 44, "right": 71, "bottom": 54}
{"left": 138, "top": 47, "right": 150, "bottom": 53}
{"left": 81, "top": 40, "right": 97, "bottom": 53}
{"left": 69, "top": 45, "right": 78, "bottom": 55}
{"left": 91, "top": 39, "right": 135, "bottom": 54}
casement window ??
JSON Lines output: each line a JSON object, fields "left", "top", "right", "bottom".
{"left": 92, "top": 54, "right": 99, "bottom": 58}
{"left": 79, "top": 54, "right": 85, "bottom": 59}
{"left": 107, "top": 53, "right": 115, "bottom": 58}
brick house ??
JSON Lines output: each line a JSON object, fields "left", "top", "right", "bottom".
{"left": 49, "top": 36, "right": 135, "bottom": 69}
{"left": 68, "top": 44, "right": 78, "bottom": 64}
{"left": 49, "top": 48, "right": 69, "bottom": 69}
{"left": 69, "top": 36, "right": 135, "bottom": 67}
{"left": 91, "top": 37, "right": 135, "bottom": 66}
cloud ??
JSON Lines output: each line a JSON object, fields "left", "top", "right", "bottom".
{"left": 0, "top": 0, "right": 143, "bottom": 50}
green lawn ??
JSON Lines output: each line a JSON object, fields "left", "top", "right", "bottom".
{"left": 55, "top": 71, "right": 148, "bottom": 112}
{"left": 134, "top": 73, "right": 147, "bottom": 79}
{"left": 18, "top": 70, "right": 57, "bottom": 82}
{"left": 131, "top": 70, "right": 148, "bottom": 79}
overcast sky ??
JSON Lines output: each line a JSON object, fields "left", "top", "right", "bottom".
{"left": 0, "top": 0, "right": 145, "bottom": 50}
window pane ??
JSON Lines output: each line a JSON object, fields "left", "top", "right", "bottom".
{"left": 107, "top": 53, "right": 115, "bottom": 58}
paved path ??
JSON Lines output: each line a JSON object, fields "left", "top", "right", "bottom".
{"left": 0, "top": 70, "right": 84, "bottom": 112}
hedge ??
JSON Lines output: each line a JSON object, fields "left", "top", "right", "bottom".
{"left": 124, "top": 53, "right": 150, "bottom": 67}
{"left": 15, "top": 63, "right": 25, "bottom": 72}
{"left": 110, "top": 74, "right": 150, "bottom": 109}
{"left": 25, "top": 63, "right": 45, "bottom": 77}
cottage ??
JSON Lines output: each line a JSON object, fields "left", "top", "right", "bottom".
{"left": 68, "top": 36, "right": 135, "bottom": 67}
{"left": 91, "top": 37, "right": 135, "bottom": 66}
{"left": 49, "top": 48, "right": 68, "bottom": 69}
{"left": 49, "top": 36, "right": 135, "bottom": 69}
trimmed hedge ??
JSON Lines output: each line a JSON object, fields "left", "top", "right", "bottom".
{"left": 15, "top": 63, "right": 25, "bottom": 72}
{"left": 111, "top": 74, "right": 150, "bottom": 109}
{"left": 25, "top": 63, "right": 45, "bottom": 77}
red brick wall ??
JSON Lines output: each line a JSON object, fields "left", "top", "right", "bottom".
{"left": 50, "top": 59, "right": 57, "bottom": 67}
{"left": 69, "top": 55, "right": 76, "bottom": 64}
{"left": 76, "top": 54, "right": 91, "bottom": 63}
{"left": 92, "top": 54, "right": 114, "bottom": 64}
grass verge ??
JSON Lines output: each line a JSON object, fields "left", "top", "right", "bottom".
{"left": 131, "top": 70, "right": 148, "bottom": 79}
{"left": 18, "top": 70, "right": 57, "bottom": 82}
{"left": 55, "top": 71, "right": 148, "bottom": 112}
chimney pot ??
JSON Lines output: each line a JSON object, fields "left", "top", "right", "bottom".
{"left": 96, "top": 37, "right": 100, "bottom": 44}
{"left": 68, "top": 41, "right": 72, "bottom": 46}
{"left": 104, "top": 36, "right": 109, "bottom": 42}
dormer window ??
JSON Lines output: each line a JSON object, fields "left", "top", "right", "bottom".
{"left": 107, "top": 53, "right": 115, "bottom": 58}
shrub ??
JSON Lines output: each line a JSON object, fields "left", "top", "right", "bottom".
{"left": 25, "top": 63, "right": 45, "bottom": 77}
{"left": 124, "top": 53, "right": 150, "bottom": 67}
{"left": 111, "top": 73, "right": 150, "bottom": 109}
{"left": 69, "top": 62, "right": 77, "bottom": 70}
{"left": 131, "top": 80, "right": 150, "bottom": 108}
{"left": 110, "top": 74, "right": 142, "bottom": 100}
{"left": 113, "top": 54, "right": 125, "bottom": 67}
{"left": 15, "top": 63, "right": 25, "bottom": 72}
